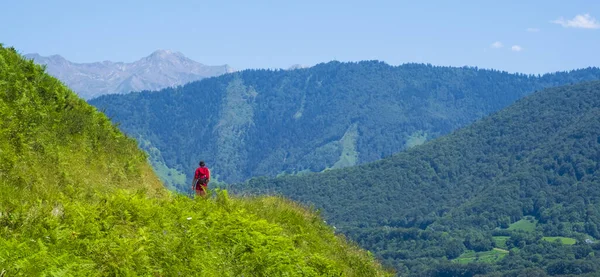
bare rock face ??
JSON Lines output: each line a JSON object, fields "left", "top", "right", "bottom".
{"left": 25, "top": 50, "right": 234, "bottom": 100}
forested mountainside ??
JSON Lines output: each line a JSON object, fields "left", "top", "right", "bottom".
{"left": 234, "top": 81, "right": 600, "bottom": 276}
{"left": 0, "top": 45, "right": 391, "bottom": 276}
{"left": 90, "top": 61, "right": 600, "bottom": 190}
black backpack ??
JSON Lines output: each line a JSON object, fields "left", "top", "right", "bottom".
{"left": 197, "top": 176, "right": 208, "bottom": 185}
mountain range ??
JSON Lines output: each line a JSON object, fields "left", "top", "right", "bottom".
{"left": 88, "top": 60, "right": 600, "bottom": 275}
{"left": 25, "top": 50, "right": 235, "bottom": 99}
{"left": 89, "top": 62, "right": 600, "bottom": 190}
{"left": 0, "top": 45, "right": 390, "bottom": 276}
{"left": 236, "top": 80, "right": 600, "bottom": 276}
{"left": 21, "top": 43, "right": 600, "bottom": 275}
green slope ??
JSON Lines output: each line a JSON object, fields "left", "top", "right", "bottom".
{"left": 89, "top": 62, "right": 600, "bottom": 188}
{"left": 236, "top": 81, "right": 600, "bottom": 276}
{"left": 0, "top": 45, "right": 391, "bottom": 276}
{"left": 0, "top": 45, "right": 164, "bottom": 198}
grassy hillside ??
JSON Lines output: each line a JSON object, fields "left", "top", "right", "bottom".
{"left": 0, "top": 45, "right": 164, "bottom": 198}
{"left": 1, "top": 189, "right": 393, "bottom": 276}
{"left": 89, "top": 61, "right": 600, "bottom": 188}
{"left": 0, "top": 45, "right": 391, "bottom": 276}
{"left": 235, "top": 81, "right": 600, "bottom": 276}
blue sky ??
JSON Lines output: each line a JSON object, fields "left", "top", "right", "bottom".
{"left": 2, "top": 0, "right": 599, "bottom": 73}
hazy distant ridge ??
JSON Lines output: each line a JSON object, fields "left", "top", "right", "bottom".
{"left": 25, "top": 50, "right": 234, "bottom": 99}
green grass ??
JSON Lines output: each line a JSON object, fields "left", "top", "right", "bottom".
{"left": 0, "top": 46, "right": 393, "bottom": 277}
{"left": 542, "top": 236, "right": 577, "bottom": 245}
{"left": 139, "top": 137, "right": 187, "bottom": 191}
{"left": 1, "top": 188, "right": 393, "bottom": 276}
{"left": 493, "top": 236, "right": 510, "bottom": 249}
{"left": 150, "top": 159, "right": 187, "bottom": 189}
{"left": 507, "top": 217, "right": 538, "bottom": 232}
{"left": 332, "top": 124, "right": 359, "bottom": 169}
{"left": 453, "top": 248, "right": 508, "bottom": 264}
{"left": 293, "top": 93, "right": 306, "bottom": 119}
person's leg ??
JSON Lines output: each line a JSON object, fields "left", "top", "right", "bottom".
{"left": 199, "top": 185, "right": 207, "bottom": 197}
{"left": 194, "top": 185, "right": 207, "bottom": 197}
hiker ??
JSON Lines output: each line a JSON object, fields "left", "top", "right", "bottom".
{"left": 192, "top": 160, "right": 211, "bottom": 197}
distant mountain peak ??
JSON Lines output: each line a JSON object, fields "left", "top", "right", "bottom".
{"left": 26, "top": 50, "right": 234, "bottom": 99}
{"left": 147, "top": 49, "right": 185, "bottom": 59}
{"left": 26, "top": 53, "right": 65, "bottom": 61}
{"left": 153, "top": 49, "right": 175, "bottom": 55}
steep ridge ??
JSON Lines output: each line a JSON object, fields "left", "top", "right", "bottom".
{"left": 0, "top": 45, "right": 391, "bottom": 276}
{"left": 1, "top": 48, "right": 164, "bottom": 197}
{"left": 90, "top": 62, "right": 600, "bottom": 189}
{"left": 236, "top": 81, "right": 600, "bottom": 276}
{"left": 25, "top": 50, "right": 234, "bottom": 99}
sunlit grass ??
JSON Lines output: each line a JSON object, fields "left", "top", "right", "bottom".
{"left": 0, "top": 45, "right": 392, "bottom": 276}
{"left": 542, "top": 236, "right": 577, "bottom": 245}
{"left": 507, "top": 217, "right": 537, "bottom": 232}
{"left": 453, "top": 248, "right": 508, "bottom": 264}
{"left": 492, "top": 236, "right": 510, "bottom": 249}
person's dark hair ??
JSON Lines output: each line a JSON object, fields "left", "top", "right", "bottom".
{"left": 199, "top": 161, "right": 206, "bottom": 167}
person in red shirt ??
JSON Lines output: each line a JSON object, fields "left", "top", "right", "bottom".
{"left": 192, "top": 160, "right": 210, "bottom": 197}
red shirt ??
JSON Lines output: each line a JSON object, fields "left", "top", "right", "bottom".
{"left": 195, "top": 166, "right": 210, "bottom": 181}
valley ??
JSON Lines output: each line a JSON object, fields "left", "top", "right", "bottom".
{"left": 4, "top": 2, "right": 600, "bottom": 275}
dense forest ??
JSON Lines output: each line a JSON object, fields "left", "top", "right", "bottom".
{"left": 90, "top": 61, "right": 600, "bottom": 190}
{"left": 0, "top": 45, "right": 391, "bottom": 276}
{"left": 232, "top": 81, "right": 600, "bottom": 276}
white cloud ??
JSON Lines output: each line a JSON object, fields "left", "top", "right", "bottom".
{"left": 490, "top": 41, "right": 503, "bottom": 48}
{"left": 552, "top": 13, "right": 600, "bottom": 29}
{"left": 526, "top": 28, "right": 540, "bottom": 32}
{"left": 511, "top": 45, "right": 523, "bottom": 52}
